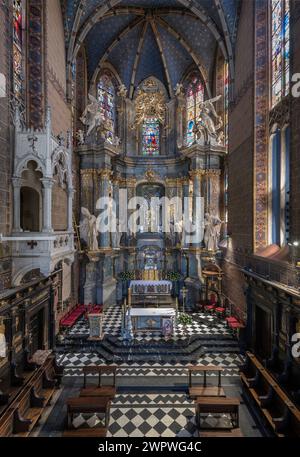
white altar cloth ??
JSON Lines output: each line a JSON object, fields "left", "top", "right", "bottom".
{"left": 129, "top": 307, "right": 175, "bottom": 317}
{"left": 130, "top": 280, "right": 172, "bottom": 287}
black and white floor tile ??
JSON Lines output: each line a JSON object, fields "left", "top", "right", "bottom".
{"left": 57, "top": 352, "right": 244, "bottom": 377}
{"left": 66, "top": 306, "right": 231, "bottom": 341}
{"left": 68, "top": 393, "right": 234, "bottom": 437}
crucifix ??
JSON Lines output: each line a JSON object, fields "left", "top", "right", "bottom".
{"left": 28, "top": 134, "right": 38, "bottom": 153}
{"left": 27, "top": 240, "right": 38, "bottom": 250}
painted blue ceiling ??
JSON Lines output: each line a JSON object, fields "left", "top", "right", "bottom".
{"left": 79, "top": 0, "right": 182, "bottom": 28}
{"left": 134, "top": 23, "right": 169, "bottom": 91}
{"left": 108, "top": 22, "right": 145, "bottom": 89}
{"left": 64, "top": 0, "right": 240, "bottom": 43}
{"left": 163, "top": 14, "right": 216, "bottom": 77}
{"left": 62, "top": 1, "right": 241, "bottom": 96}
{"left": 156, "top": 24, "right": 193, "bottom": 89}
{"left": 222, "top": 0, "right": 241, "bottom": 41}
{"left": 85, "top": 14, "right": 137, "bottom": 77}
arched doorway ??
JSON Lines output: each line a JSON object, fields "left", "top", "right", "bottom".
{"left": 20, "top": 186, "right": 41, "bottom": 231}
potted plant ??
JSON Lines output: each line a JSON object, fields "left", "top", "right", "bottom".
{"left": 177, "top": 312, "right": 193, "bottom": 344}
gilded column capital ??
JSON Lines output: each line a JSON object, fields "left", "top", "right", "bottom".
{"left": 80, "top": 169, "right": 97, "bottom": 177}
{"left": 189, "top": 170, "right": 206, "bottom": 180}
{"left": 165, "top": 178, "right": 178, "bottom": 187}
{"left": 126, "top": 177, "right": 137, "bottom": 187}
{"left": 205, "top": 169, "right": 221, "bottom": 177}
{"left": 98, "top": 169, "right": 113, "bottom": 180}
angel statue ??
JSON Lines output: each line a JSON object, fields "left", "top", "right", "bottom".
{"left": 195, "top": 95, "right": 224, "bottom": 144}
{"left": 80, "top": 207, "right": 99, "bottom": 251}
{"left": 80, "top": 94, "right": 105, "bottom": 136}
{"left": 203, "top": 212, "right": 223, "bottom": 251}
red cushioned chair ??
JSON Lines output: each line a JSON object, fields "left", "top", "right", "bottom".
{"left": 215, "top": 306, "right": 226, "bottom": 318}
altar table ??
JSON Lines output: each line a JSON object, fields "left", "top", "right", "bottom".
{"left": 129, "top": 307, "right": 175, "bottom": 335}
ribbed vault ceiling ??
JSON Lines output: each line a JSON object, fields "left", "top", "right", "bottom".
{"left": 61, "top": 0, "right": 240, "bottom": 96}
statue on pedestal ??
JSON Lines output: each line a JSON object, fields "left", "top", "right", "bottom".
{"left": 80, "top": 207, "right": 99, "bottom": 251}
{"left": 80, "top": 94, "right": 104, "bottom": 137}
{"left": 203, "top": 212, "right": 223, "bottom": 251}
{"left": 195, "top": 95, "right": 224, "bottom": 144}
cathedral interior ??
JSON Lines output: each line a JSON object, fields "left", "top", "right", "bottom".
{"left": 0, "top": 0, "right": 300, "bottom": 440}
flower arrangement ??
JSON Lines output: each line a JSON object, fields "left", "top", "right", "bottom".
{"left": 177, "top": 313, "right": 193, "bottom": 326}
{"left": 119, "top": 271, "right": 135, "bottom": 281}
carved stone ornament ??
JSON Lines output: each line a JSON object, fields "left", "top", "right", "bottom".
{"left": 132, "top": 87, "right": 165, "bottom": 128}
{"left": 144, "top": 169, "right": 158, "bottom": 182}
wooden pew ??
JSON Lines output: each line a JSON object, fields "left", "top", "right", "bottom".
{"left": 195, "top": 396, "right": 240, "bottom": 431}
{"left": 240, "top": 352, "right": 300, "bottom": 437}
{"left": 62, "top": 428, "right": 108, "bottom": 437}
{"left": 0, "top": 355, "right": 62, "bottom": 437}
{"left": 63, "top": 396, "right": 110, "bottom": 437}
{"left": 79, "top": 366, "right": 117, "bottom": 399}
{"left": 199, "top": 428, "right": 243, "bottom": 437}
{"left": 188, "top": 366, "right": 226, "bottom": 398}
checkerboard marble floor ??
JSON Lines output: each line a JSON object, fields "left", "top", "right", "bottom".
{"left": 57, "top": 352, "right": 244, "bottom": 377}
{"left": 68, "top": 394, "right": 234, "bottom": 437}
{"left": 66, "top": 305, "right": 231, "bottom": 341}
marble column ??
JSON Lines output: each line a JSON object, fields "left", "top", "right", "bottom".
{"left": 99, "top": 169, "right": 112, "bottom": 249}
{"left": 112, "top": 175, "right": 120, "bottom": 248}
{"left": 12, "top": 177, "right": 23, "bottom": 232}
{"left": 206, "top": 169, "right": 221, "bottom": 215}
{"left": 127, "top": 177, "right": 137, "bottom": 243}
{"left": 41, "top": 178, "right": 53, "bottom": 232}
{"left": 182, "top": 178, "right": 190, "bottom": 247}
{"left": 80, "top": 169, "right": 95, "bottom": 213}
{"left": 190, "top": 170, "right": 203, "bottom": 214}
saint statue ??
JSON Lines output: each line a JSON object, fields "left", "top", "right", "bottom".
{"left": 203, "top": 212, "right": 223, "bottom": 251}
{"left": 80, "top": 207, "right": 99, "bottom": 251}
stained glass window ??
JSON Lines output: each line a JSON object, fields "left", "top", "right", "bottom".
{"left": 142, "top": 117, "right": 160, "bottom": 156}
{"left": 185, "top": 73, "right": 204, "bottom": 146}
{"left": 271, "top": 0, "right": 290, "bottom": 107}
{"left": 13, "top": 0, "right": 24, "bottom": 101}
{"left": 97, "top": 73, "right": 115, "bottom": 142}
{"left": 224, "top": 62, "right": 229, "bottom": 148}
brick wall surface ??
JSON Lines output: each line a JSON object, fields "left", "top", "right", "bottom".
{"left": 0, "top": 1, "right": 12, "bottom": 290}
{"left": 45, "top": 0, "right": 71, "bottom": 136}
{"left": 222, "top": 0, "right": 255, "bottom": 313}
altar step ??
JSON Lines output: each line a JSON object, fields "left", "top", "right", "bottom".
{"left": 57, "top": 335, "right": 241, "bottom": 363}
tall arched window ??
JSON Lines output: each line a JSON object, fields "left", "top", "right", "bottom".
{"left": 97, "top": 73, "right": 116, "bottom": 143}
{"left": 13, "top": 0, "right": 25, "bottom": 103}
{"left": 271, "top": 0, "right": 290, "bottom": 107}
{"left": 185, "top": 73, "right": 204, "bottom": 146}
{"left": 142, "top": 117, "right": 160, "bottom": 156}
{"left": 269, "top": 125, "right": 290, "bottom": 246}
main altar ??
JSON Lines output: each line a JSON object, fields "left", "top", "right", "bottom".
{"left": 129, "top": 307, "right": 175, "bottom": 336}
{"left": 76, "top": 76, "right": 226, "bottom": 311}
{"left": 123, "top": 275, "right": 176, "bottom": 336}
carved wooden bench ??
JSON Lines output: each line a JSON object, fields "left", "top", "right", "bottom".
{"left": 241, "top": 352, "right": 300, "bottom": 437}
